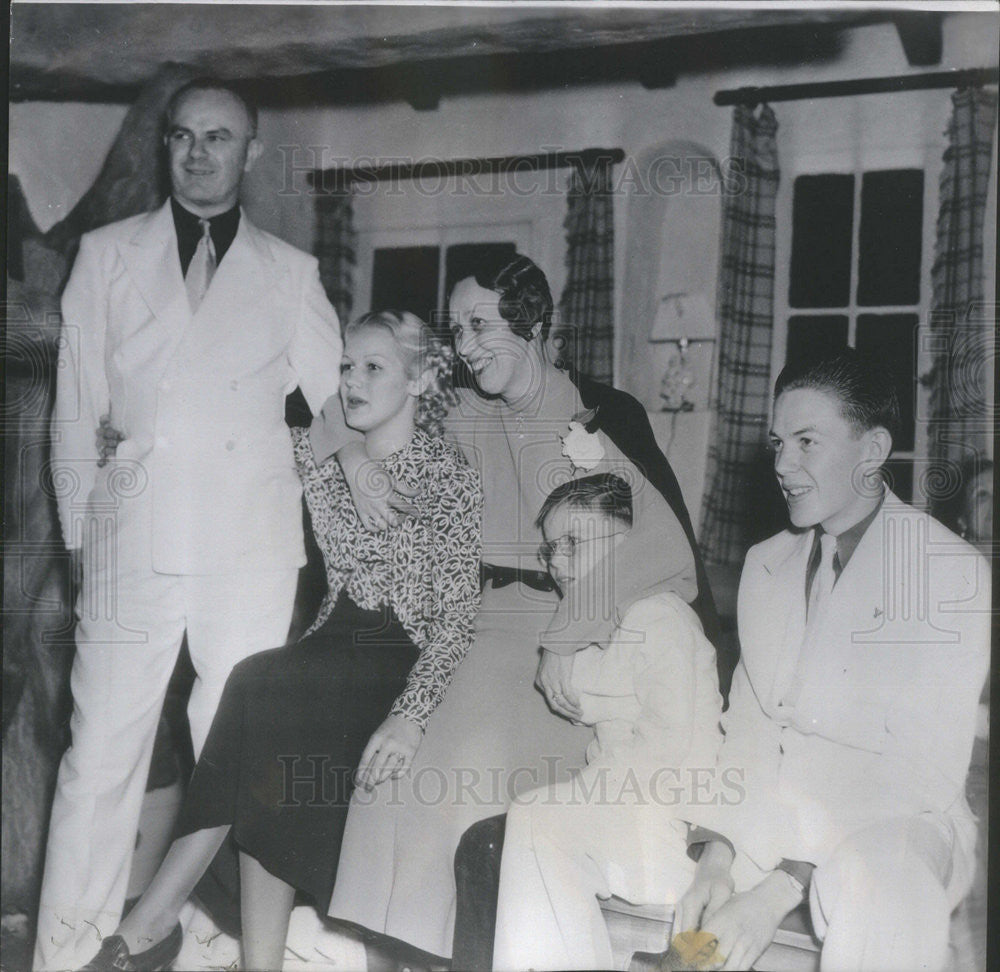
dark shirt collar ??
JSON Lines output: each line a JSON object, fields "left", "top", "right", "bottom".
{"left": 805, "top": 488, "right": 884, "bottom": 599}
{"left": 170, "top": 197, "right": 241, "bottom": 275}
{"left": 824, "top": 490, "right": 884, "bottom": 572}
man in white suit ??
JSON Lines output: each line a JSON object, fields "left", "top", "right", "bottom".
{"left": 35, "top": 79, "right": 342, "bottom": 971}
{"left": 676, "top": 351, "right": 990, "bottom": 971}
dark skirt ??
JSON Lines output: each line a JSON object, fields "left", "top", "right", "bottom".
{"left": 175, "top": 590, "right": 418, "bottom": 920}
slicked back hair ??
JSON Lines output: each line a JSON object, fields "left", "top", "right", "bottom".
{"left": 774, "top": 349, "right": 901, "bottom": 446}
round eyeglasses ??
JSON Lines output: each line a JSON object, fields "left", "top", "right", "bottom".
{"left": 538, "top": 532, "right": 621, "bottom": 565}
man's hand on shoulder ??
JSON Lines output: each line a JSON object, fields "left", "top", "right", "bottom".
{"left": 96, "top": 415, "right": 124, "bottom": 467}
{"left": 334, "top": 440, "right": 418, "bottom": 531}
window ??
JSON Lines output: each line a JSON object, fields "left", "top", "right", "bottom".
{"left": 369, "top": 241, "right": 520, "bottom": 332}
{"left": 783, "top": 168, "right": 926, "bottom": 500}
{"left": 355, "top": 222, "right": 533, "bottom": 334}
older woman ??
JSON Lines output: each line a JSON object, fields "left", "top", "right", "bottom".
{"left": 321, "top": 254, "right": 730, "bottom": 963}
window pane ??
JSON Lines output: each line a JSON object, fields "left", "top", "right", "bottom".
{"left": 789, "top": 174, "right": 854, "bottom": 308}
{"left": 856, "top": 313, "right": 918, "bottom": 452}
{"left": 371, "top": 246, "right": 440, "bottom": 325}
{"left": 786, "top": 315, "right": 849, "bottom": 371}
{"left": 857, "top": 169, "right": 923, "bottom": 307}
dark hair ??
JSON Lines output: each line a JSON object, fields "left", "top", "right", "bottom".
{"left": 774, "top": 349, "right": 901, "bottom": 445}
{"left": 535, "top": 473, "right": 633, "bottom": 531}
{"left": 466, "top": 253, "right": 555, "bottom": 341}
{"left": 166, "top": 78, "right": 258, "bottom": 137}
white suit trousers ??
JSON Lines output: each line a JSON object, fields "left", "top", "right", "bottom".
{"left": 496, "top": 796, "right": 972, "bottom": 972}
{"left": 808, "top": 813, "right": 974, "bottom": 972}
{"left": 33, "top": 547, "right": 297, "bottom": 971}
{"left": 494, "top": 775, "right": 697, "bottom": 972}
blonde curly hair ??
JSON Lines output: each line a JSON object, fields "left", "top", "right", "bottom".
{"left": 344, "top": 310, "right": 457, "bottom": 437}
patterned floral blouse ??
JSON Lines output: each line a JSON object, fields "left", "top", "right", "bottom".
{"left": 291, "top": 426, "right": 483, "bottom": 730}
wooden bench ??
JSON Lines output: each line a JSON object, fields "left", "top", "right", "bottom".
{"left": 600, "top": 897, "right": 821, "bottom": 972}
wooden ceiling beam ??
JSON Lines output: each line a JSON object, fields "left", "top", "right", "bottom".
{"left": 11, "top": 15, "right": 886, "bottom": 107}
{"left": 893, "top": 13, "right": 943, "bottom": 68}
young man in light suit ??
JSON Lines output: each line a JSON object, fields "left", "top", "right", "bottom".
{"left": 35, "top": 80, "right": 343, "bottom": 971}
{"left": 676, "top": 350, "right": 990, "bottom": 971}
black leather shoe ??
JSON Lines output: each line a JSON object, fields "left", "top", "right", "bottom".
{"left": 78, "top": 923, "right": 183, "bottom": 971}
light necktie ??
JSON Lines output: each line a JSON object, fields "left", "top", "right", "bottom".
{"left": 780, "top": 531, "right": 838, "bottom": 712}
{"left": 185, "top": 217, "right": 216, "bottom": 311}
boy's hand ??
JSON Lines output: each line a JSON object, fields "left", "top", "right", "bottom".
{"left": 536, "top": 648, "right": 583, "bottom": 721}
{"left": 675, "top": 841, "right": 735, "bottom": 940}
{"left": 698, "top": 871, "right": 801, "bottom": 971}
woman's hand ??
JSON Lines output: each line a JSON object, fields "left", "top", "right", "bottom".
{"left": 535, "top": 648, "right": 583, "bottom": 721}
{"left": 336, "top": 441, "right": 419, "bottom": 531}
{"left": 356, "top": 714, "right": 423, "bottom": 791}
{"left": 96, "top": 414, "right": 125, "bottom": 467}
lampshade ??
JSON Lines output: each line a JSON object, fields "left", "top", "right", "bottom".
{"left": 649, "top": 291, "right": 714, "bottom": 342}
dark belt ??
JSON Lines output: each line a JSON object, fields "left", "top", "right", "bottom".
{"left": 480, "top": 562, "right": 558, "bottom": 594}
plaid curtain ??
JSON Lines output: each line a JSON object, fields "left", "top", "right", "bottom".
{"left": 559, "top": 157, "right": 615, "bottom": 384}
{"left": 314, "top": 187, "right": 356, "bottom": 323}
{"left": 699, "top": 104, "right": 780, "bottom": 567}
{"left": 928, "top": 87, "right": 997, "bottom": 516}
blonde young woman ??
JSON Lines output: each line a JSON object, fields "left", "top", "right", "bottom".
{"left": 80, "top": 312, "right": 482, "bottom": 972}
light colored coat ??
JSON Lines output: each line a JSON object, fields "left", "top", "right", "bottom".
{"left": 571, "top": 591, "right": 722, "bottom": 782}
{"left": 52, "top": 200, "right": 342, "bottom": 574}
{"left": 693, "top": 493, "right": 990, "bottom": 872}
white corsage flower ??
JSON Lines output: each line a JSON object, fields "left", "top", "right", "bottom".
{"left": 561, "top": 421, "right": 605, "bottom": 471}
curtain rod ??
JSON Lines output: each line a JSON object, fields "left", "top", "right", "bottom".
{"left": 309, "top": 148, "right": 624, "bottom": 191}
{"left": 715, "top": 66, "right": 999, "bottom": 107}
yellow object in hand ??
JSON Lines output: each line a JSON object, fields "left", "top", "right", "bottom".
{"left": 671, "top": 930, "right": 725, "bottom": 970}
{"left": 628, "top": 929, "right": 726, "bottom": 972}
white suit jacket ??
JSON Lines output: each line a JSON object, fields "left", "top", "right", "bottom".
{"left": 692, "top": 493, "right": 990, "bottom": 871}
{"left": 52, "top": 200, "right": 342, "bottom": 575}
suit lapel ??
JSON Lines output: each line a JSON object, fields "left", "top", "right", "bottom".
{"left": 826, "top": 493, "right": 897, "bottom": 646}
{"left": 187, "top": 213, "right": 278, "bottom": 330}
{"left": 175, "top": 211, "right": 284, "bottom": 363}
{"left": 118, "top": 200, "right": 190, "bottom": 334}
{"left": 766, "top": 496, "right": 897, "bottom": 705}
{"left": 759, "top": 531, "right": 813, "bottom": 710}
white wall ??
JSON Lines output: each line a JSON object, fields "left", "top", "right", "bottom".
{"left": 9, "top": 102, "right": 128, "bottom": 232}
